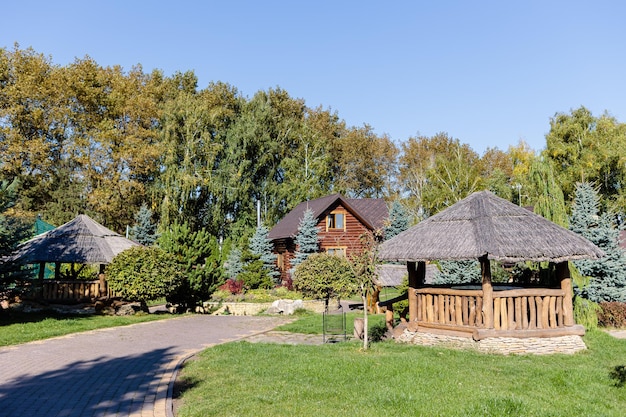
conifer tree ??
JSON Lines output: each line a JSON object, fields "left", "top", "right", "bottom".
{"left": 570, "top": 182, "right": 626, "bottom": 302}
{"left": 225, "top": 247, "right": 243, "bottom": 280}
{"left": 248, "top": 225, "right": 280, "bottom": 284}
{"left": 384, "top": 200, "right": 410, "bottom": 240}
{"left": 432, "top": 260, "right": 481, "bottom": 285}
{"left": 292, "top": 209, "right": 319, "bottom": 268}
{"left": 130, "top": 203, "right": 158, "bottom": 246}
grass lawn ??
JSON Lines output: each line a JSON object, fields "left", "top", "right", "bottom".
{"left": 0, "top": 310, "right": 178, "bottom": 347}
{"left": 176, "top": 323, "right": 626, "bottom": 417}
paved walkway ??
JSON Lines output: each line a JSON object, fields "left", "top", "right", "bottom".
{"left": 0, "top": 315, "right": 295, "bottom": 417}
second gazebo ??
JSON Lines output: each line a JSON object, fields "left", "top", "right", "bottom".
{"left": 378, "top": 190, "right": 604, "bottom": 354}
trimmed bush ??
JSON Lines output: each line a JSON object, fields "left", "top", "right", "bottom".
{"left": 598, "top": 302, "right": 626, "bottom": 328}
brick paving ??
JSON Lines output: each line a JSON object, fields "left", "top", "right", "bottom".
{"left": 0, "top": 315, "right": 292, "bottom": 417}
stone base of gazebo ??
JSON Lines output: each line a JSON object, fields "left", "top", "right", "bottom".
{"left": 396, "top": 328, "right": 587, "bottom": 355}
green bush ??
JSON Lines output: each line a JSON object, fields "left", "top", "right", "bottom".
{"left": 106, "top": 246, "right": 184, "bottom": 306}
{"left": 574, "top": 296, "right": 601, "bottom": 330}
{"left": 293, "top": 253, "right": 357, "bottom": 304}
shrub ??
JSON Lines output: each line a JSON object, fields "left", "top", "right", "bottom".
{"left": 106, "top": 246, "right": 184, "bottom": 307}
{"left": 609, "top": 365, "right": 626, "bottom": 388}
{"left": 574, "top": 297, "right": 600, "bottom": 330}
{"left": 218, "top": 278, "right": 245, "bottom": 295}
{"left": 597, "top": 302, "right": 626, "bottom": 328}
{"left": 293, "top": 253, "right": 357, "bottom": 306}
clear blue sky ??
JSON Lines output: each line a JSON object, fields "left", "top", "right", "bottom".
{"left": 4, "top": 0, "right": 626, "bottom": 154}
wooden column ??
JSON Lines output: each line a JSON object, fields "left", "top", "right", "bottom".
{"left": 407, "top": 261, "right": 426, "bottom": 331}
{"left": 557, "top": 261, "right": 575, "bottom": 327}
{"left": 38, "top": 261, "right": 45, "bottom": 299}
{"left": 98, "top": 264, "right": 107, "bottom": 298}
{"left": 481, "top": 257, "right": 494, "bottom": 329}
{"left": 54, "top": 262, "right": 61, "bottom": 280}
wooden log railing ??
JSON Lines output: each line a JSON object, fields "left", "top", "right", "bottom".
{"left": 41, "top": 280, "right": 119, "bottom": 301}
{"left": 382, "top": 285, "right": 583, "bottom": 339}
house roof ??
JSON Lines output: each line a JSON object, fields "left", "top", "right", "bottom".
{"left": 6, "top": 214, "right": 140, "bottom": 265}
{"left": 374, "top": 263, "right": 438, "bottom": 287}
{"left": 268, "top": 193, "right": 388, "bottom": 240}
{"left": 378, "top": 190, "right": 604, "bottom": 263}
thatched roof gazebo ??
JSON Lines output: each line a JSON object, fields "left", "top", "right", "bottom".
{"left": 6, "top": 214, "right": 140, "bottom": 300}
{"left": 378, "top": 191, "right": 604, "bottom": 354}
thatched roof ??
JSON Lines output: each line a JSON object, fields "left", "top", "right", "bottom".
{"left": 268, "top": 193, "right": 388, "bottom": 240}
{"left": 6, "top": 214, "right": 140, "bottom": 265}
{"left": 378, "top": 191, "right": 604, "bottom": 263}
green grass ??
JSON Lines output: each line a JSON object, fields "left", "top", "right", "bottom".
{"left": 276, "top": 310, "right": 385, "bottom": 335}
{"left": 0, "top": 310, "right": 177, "bottom": 346}
{"left": 176, "top": 329, "right": 626, "bottom": 417}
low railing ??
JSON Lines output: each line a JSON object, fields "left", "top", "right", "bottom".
{"left": 383, "top": 285, "right": 583, "bottom": 339}
{"left": 41, "top": 280, "right": 118, "bottom": 301}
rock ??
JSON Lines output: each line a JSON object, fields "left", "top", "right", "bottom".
{"left": 266, "top": 299, "right": 303, "bottom": 315}
{"left": 115, "top": 302, "right": 144, "bottom": 316}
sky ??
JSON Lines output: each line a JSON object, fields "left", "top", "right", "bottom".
{"left": 3, "top": 0, "right": 626, "bottom": 155}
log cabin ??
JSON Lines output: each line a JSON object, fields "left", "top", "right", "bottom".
{"left": 268, "top": 194, "right": 388, "bottom": 283}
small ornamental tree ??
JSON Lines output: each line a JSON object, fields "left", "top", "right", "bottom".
{"left": 158, "top": 222, "right": 223, "bottom": 310}
{"left": 570, "top": 182, "right": 626, "bottom": 303}
{"left": 348, "top": 234, "right": 379, "bottom": 349}
{"left": 384, "top": 200, "right": 410, "bottom": 240}
{"left": 292, "top": 209, "right": 319, "bottom": 268}
{"left": 225, "top": 247, "right": 244, "bottom": 279}
{"left": 248, "top": 225, "right": 279, "bottom": 285}
{"left": 130, "top": 203, "right": 158, "bottom": 246}
{"left": 106, "top": 246, "right": 184, "bottom": 309}
{"left": 293, "top": 253, "right": 357, "bottom": 309}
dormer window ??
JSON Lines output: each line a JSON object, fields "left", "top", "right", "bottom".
{"left": 327, "top": 211, "right": 345, "bottom": 231}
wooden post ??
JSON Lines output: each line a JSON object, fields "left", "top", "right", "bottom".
{"left": 38, "top": 262, "right": 45, "bottom": 299}
{"left": 98, "top": 264, "right": 107, "bottom": 298}
{"left": 557, "top": 261, "right": 575, "bottom": 327}
{"left": 54, "top": 262, "right": 61, "bottom": 280}
{"left": 407, "top": 261, "right": 426, "bottom": 331}
{"left": 481, "top": 257, "right": 494, "bottom": 329}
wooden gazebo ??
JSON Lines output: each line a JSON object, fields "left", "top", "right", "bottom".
{"left": 5, "top": 214, "right": 140, "bottom": 301}
{"left": 378, "top": 191, "right": 604, "bottom": 352}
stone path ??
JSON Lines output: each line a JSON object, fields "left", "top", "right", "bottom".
{"left": 0, "top": 315, "right": 292, "bottom": 417}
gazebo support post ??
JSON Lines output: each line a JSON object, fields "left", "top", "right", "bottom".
{"left": 98, "top": 264, "right": 107, "bottom": 298}
{"left": 54, "top": 262, "right": 61, "bottom": 280}
{"left": 557, "top": 261, "right": 575, "bottom": 327}
{"left": 38, "top": 262, "right": 45, "bottom": 298}
{"left": 407, "top": 261, "right": 426, "bottom": 331}
{"left": 480, "top": 257, "right": 494, "bottom": 329}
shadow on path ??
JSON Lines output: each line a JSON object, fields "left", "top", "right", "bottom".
{"left": 0, "top": 347, "right": 177, "bottom": 417}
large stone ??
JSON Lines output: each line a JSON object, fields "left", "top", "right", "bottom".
{"left": 265, "top": 299, "right": 304, "bottom": 315}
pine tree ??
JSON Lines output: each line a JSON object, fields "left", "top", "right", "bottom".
{"left": 130, "top": 203, "right": 158, "bottom": 246}
{"left": 384, "top": 200, "right": 410, "bottom": 240}
{"left": 248, "top": 225, "right": 280, "bottom": 284}
{"left": 225, "top": 247, "right": 243, "bottom": 280}
{"left": 570, "top": 183, "right": 626, "bottom": 302}
{"left": 292, "top": 209, "right": 319, "bottom": 267}
{"left": 432, "top": 260, "right": 481, "bottom": 285}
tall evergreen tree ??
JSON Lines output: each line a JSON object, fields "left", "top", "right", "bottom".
{"left": 130, "top": 203, "right": 158, "bottom": 246}
{"left": 384, "top": 200, "right": 410, "bottom": 240}
{"left": 225, "top": 247, "right": 243, "bottom": 280}
{"left": 292, "top": 209, "right": 319, "bottom": 268}
{"left": 432, "top": 260, "right": 481, "bottom": 285}
{"left": 570, "top": 182, "right": 626, "bottom": 302}
{"left": 247, "top": 225, "right": 279, "bottom": 284}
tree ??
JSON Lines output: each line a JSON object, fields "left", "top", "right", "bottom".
{"left": 248, "top": 225, "right": 279, "bottom": 284}
{"left": 130, "top": 203, "right": 158, "bottom": 246}
{"left": 292, "top": 209, "right": 319, "bottom": 268}
{"left": 225, "top": 247, "right": 243, "bottom": 280}
{"left": 157, "top": 222, "right": 223, "bottom": 310}
{"left": 432, "top": 260, "right": 481, "bottom": 285}
{"left": 106, "top": 246, "right": 184, "bottom": 309}
{"left": 570, "top": 183, "right": 626, "bottom": 302}
{"left": 292, "top": 253, "right": 357, "bottom": 308}
{"left": 384, "top": 201, "right": 410, "bottom": 240}
{"left": 348, "top": 234, "right": 379, "bottom": 349}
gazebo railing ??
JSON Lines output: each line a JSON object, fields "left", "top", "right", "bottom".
{"left": 41, "top": 280, "right": 119, "bottom": 301}
{"left": 415, "top": 287, "right": 568, "bottom": 331}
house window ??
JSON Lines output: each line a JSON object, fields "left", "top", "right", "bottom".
{"left": 327, "top": 212, "right": 345, "bottom": 230}
{"left": 326, "top": 247, "right": 347, "bottom": 257}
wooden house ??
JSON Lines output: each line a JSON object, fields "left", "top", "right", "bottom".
{"left": 268, "top": 194, "right": 388, "bottom": 282}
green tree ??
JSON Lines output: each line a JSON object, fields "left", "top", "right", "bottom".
{"left": 292, "top": 209, "right": 319, "bottom": 268}
{"left": 248, "top": 225, "right": 279, "bottom": 285}
{"left": 225, "top": 247, "right": 243, "bottom": 280}
{"left": 106, "top": 246, "right": 184, "bottom": 309}
{"left": 130, "top": 203, "right": 158, "bottom": 246}
{"left": 432, "top": 260, "right": 481, "bottom": 285}
{"left": 293, "top": 253, "right": 357, "bottom": 308}
{"left": 157, "top": 222, "right": 223, "bottom": 310}
{"left": 570, "top": 183, "right": 626, "bottom": 302}
{"left": 384, "top": 200, "right": 410, "bottom": 240}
